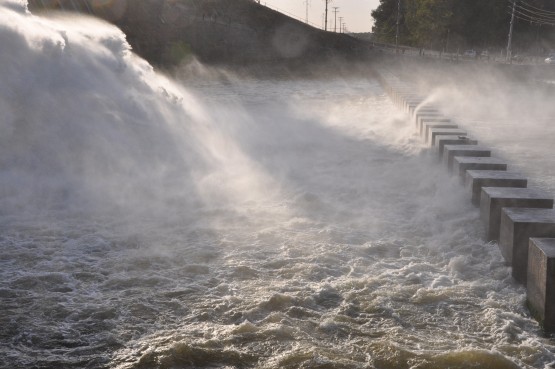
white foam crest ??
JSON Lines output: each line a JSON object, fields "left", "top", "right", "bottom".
{"left": 0, "top": 3, "right": 285, "bottom": 225}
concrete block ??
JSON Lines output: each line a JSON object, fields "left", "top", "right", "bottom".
{"left": 480, "top": 187, "right": 553, "bottom": 241}
{"left": 465, "top": 170, "right": 527, "bottom": 206}
{"left": 395, "top": 94, "right": 418, "bottom": 107}
{"left": 422, "top": 122, "right": 457, "bottom": 138}
{"left": 407, "top": 102, "right": 432, "bottom": 115}
{"left": 405, "top": 101, "right": 425, "bottom": 114}
{"left": 418, "top": 117, "right": 451, "bottom": 132}
{"left": 453, "top": 157, "right": 507, "bottom": 179}
{"left": 442, "top": 145, "right": 491, "bottom": 171}
{"left": 435, "top": 136, "right": 478, "bottom": 157}
{"left": 414, "top": 112, "right": 443, "bottom": 126}
{"left": 527, "top": 238, "right": 555, "bottom": 332}
{"left": 499, "top": 208, "right": 555, "bottom": 283}
{"left": 412, "top": 106, "right": 438, "bottom": 115}
{"left": 413, "top": 108, "right": 440, "bottom": 117}
{"left": 428, "top": 128, "right": 467, "bottom": 145}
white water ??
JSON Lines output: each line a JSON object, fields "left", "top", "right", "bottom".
{"left": 1, "top": 2, "right": 555, "bottom": 368}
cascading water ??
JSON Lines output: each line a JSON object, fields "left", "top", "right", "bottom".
{"left": 2, "top": 2, "right": 555, "bottom": 368}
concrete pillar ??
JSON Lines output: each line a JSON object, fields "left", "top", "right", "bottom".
{"left": 419, "top": 118, "right": 452, "bottom": 133}
{"left": 442, "top": 145, "right": 491, "bottom": 171}
{"left": 422, "top": 123, "right": 457, "bottom": 138}
{"left": 407, "top": 102, "right": 435, "bottom": 115}
{"left": 404, "top": 100, "right": 425, "bottom": 114}
{"left": 428, "top": 128, "right": 467, "bottom": 145}
{"left": 480, "top": 187, "right": 553, "bottom": 241}
{"left": 400, "top": 97, "right": 419, "bottom": 109}
{"left": 394, "top": 92, "right": 416, "bottom": 107}
{"left": 435, "top": 136, "right": 478, "bottom": 157}
{"left": 453, "top": 157, "right": 507, "bottom": 179}
{"left": 527, "top": 238, "right": 555, "bottom": 333}
{"left": 465, "top": 170, "right": 527, "bottom": 206}
{"left": 414, "top": 111, "right": 443, "bottom": 126}
{"left": 499, "top": 208, "right": 555, "bottom": 283}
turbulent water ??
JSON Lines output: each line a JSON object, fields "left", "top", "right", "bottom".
{"left": 2, "top": 2, "right": 555, "bottom": 368}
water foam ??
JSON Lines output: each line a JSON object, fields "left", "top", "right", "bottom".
{"left": 3, "top": 2, "right": 555, "bottom": 369}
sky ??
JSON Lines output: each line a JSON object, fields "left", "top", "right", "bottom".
{"left": 259, "top": 0, "right": 381, "bottom": 33}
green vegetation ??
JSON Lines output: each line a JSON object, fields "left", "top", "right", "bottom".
{"left": 371, "top": 0, "right": 555, "bottom": 54}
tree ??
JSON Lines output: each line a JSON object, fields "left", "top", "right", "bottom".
{"left": 372, "top": 0, "right": 403, "bottom": 43}
{"left": 371, "top": 0, "right": 554, "bottom": 53}
{"left": 404, "top": 0, "right": 452, "bottom": 48}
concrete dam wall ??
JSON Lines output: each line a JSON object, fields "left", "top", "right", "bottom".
{"left": 28, "top": 0, "right": 375, "bottom": 67}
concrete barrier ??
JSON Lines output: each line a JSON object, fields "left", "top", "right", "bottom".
{"left": 405, "top": 100, "right": 424, "bottom": 109}
{"left": 422, "top": 122, "right": 458, "bottom": 139}
{"left": 499, "top": 208, "right": 555, "bottom": 283}
{"left": 435, "top": 136, "right": 478, "bottom": 157}
{"left": 443, "top": 146, "right": 491, "bottom": 171}
{"left": 528, "top": 238, "right": 555, "bottom": 332}
{"left": 418, "top": 115, "right": 449, "bottom": 124}
{"left": 376, "top": 71, "right": 555, "bottom": 332}
{"left": 414, "top": 112, "right": 444, "bottom": 126}
{"left": 453, "top": 157, "right": 507, "bottom": 179}
{"left": 408, "top": 103, "right": 437, "bottom": 115}
{"left": 428, "top": 128, "right": 467, "bottom": 145}
{"left": 480, "top": 187, "right": 553, "bottom": 241}
{"left": 465, "top": 170, "right": 527, "bottom": 206}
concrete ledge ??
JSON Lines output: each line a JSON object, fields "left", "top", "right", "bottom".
{"left": 403, "top": 99, "right": 424, "bottom": 111}
{"left": 527, "top": 238, "right": 555, "bottom": 332}
{"left": 428, "top": 128, "right": 467, "bottom": 145}
{"left": 453, "top": 157, "right": 507, "bottom": 179}
{"left": 422, "top": 115, "right": 452, "bottom": 132}
{"left": 422, "top": 123, "right": 457, "bottom": 139}
{"left": 443, "top": 145, "right": 491, "bottom": 171}
{"left": 435, "top": 136, "right": 478, "bottom": 157}
{"left": 480, "top": 187, "right": 554, "bottom": 241}
{"left": 413, "top": 108, "right": 441, "bottom": 116}
{"left": 465, "top": 170, "right": 527, "bottom": 206}
{"left": 408, "top": 103, "right": 436, "bottom": 115}
{"left": 414, "top": 112, "right": 443, "bottom": 127}
{"left": 395, "top": 94, "right": 419, "bottom": 107}
{"left": 412, "top": 106, "right": 440, "bottom": 116}
{"left": 499, "top": 208, "right": 555, "bottom": 283}
{"left": 417, "top": 115, "right": 449, "bottom": 126}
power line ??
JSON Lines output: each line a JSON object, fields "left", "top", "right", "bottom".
{"left": 505, "top": 0, "right": 555, "bottom": 25}
{"left": 515, "top": 3, "right": 555, "bottom": 22}
{"left": 520, "top": 0, "right": 555, "bottom": 16}
{"left": 506, "top": 7, "right": 555, "bottom": 25}
{"left": 509, "top": 11, "right": 555, "bottom": 25}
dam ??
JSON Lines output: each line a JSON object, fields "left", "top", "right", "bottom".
{"left": 2, "top": 1, "right": 555, "bottom": 368}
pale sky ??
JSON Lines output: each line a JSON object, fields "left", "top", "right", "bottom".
{"left": 259, "top": 0, "right": 381, "bottom": 33}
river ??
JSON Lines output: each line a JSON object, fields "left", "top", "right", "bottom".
{"left": 1, "top": 2, "right": 555, "bottom": 368}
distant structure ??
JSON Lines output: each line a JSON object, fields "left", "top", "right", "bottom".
{"left": 28, "top": 0, "right": 373, "bottom": 67}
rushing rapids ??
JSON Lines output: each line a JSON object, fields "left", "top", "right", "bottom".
{"left": 1, "top": 2, "right": 555, "bottom": 368}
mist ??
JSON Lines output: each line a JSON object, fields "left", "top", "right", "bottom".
{"left": 4, "top": 1, "right": 555, "bottom": 368}
{"left": 391, "top": 60, "right": 555, "bottom": 193}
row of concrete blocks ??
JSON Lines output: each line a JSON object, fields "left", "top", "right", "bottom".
{"left": 378, "top": 74, "right": 555, "bottom": 332}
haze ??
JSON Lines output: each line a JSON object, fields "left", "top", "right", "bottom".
{"left": 260, "top": 0, "right": 379, "bottom": 32}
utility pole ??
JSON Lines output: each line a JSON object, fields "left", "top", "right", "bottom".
{"left": 324, "top": 0, "right": 331, "bottom": 31}
{"left": 339, "top": 16, "right": 343, "bottom": 33}
{"left": 304, "top": 0, "right": 310, "bottom": 24}
{"left": 507, "top": 0, "right": 516, "bottom": 63}
{"left": 333, "top": 7, "right": 339, "bottom": 32}
{"left": 395, "top": 0, "right": 401, "bottom": 53}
